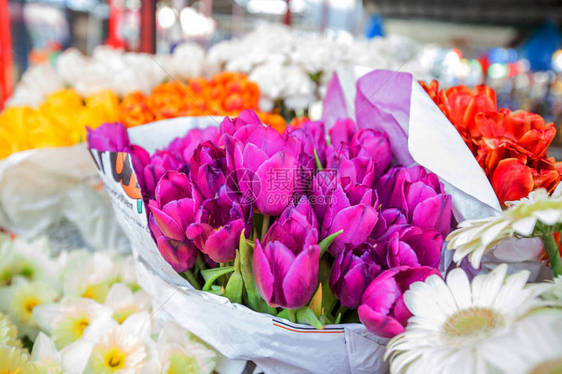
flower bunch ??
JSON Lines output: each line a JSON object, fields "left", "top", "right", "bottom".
{"left": 0, "top": 234, "right": 217, "bottom": 373}
{"left": 420, "top": 80, "right": 562, "bottom": 205}
{"left": 0, "top": 89, "right": 120, "bottom": 159}
{"left": 119, "top": 72, "right": 285, "bottom": 132}
{"left": 88, "top": 111, "right": 453, "bottom": 338}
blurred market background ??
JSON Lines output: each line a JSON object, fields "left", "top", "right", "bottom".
{"left": 1, "top": 0, "right": 562, "bottom": 151}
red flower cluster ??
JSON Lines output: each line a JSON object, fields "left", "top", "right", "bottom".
{"left": 421, "top": 80, "right": 562, "bottom": 206}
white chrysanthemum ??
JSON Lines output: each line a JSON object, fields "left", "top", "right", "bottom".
{"left": 63, "top": 251, "right": 118, "bottom": 303}
{"left": 447, "top": 188, "right": 562, "bottom": 268}
{"left": 62, "top": 312, "right": 151, "bottom": 374}
{"left": 0, "top": 312, "right": 21, "bottom": 347}
{"left": 484, "top": 311, "right": 562, "bottom": 374}
{"left": 104, "top": 283, "right": 151, "bottom": 324}
{"left": 0, "top": 279, "right": 58, "bottom": 338}
{"left": 151, "top": 321, "right": 216, "bottom": 374}
{"left": 0, "top": 344, "right": 37, "bottom": 374}
{"left": 33, "top": 298, "right": 113, "bottom": 349}
{"left": 31, "top": 332, "right": 63, "bottom": 374}
{"left": 385, "top": 264, "right": 547, "bottom": 374}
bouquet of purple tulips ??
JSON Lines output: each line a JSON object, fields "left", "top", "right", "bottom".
{"left": 88, "top": 108, "right": 453, "bottom": 339}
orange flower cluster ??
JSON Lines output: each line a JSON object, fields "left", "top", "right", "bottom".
{"left": 120, "top": 72, "right": 286, "bottom": 133}
{"left": 421, "top": 80, "right": 562, "bottom": 206}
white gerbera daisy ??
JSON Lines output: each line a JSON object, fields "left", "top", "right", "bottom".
{"left": 63, "top": 251, "right": 118, "bottom": 303}
{"left": 104, "top": 283, "right": 150, "bottom": 324}
{"left": 0, "top": 279, "right": 58, "bottom": 338}
{"left": 153, "top": 321, "right": 216, "bottom": 374}
{"left": 385, "top": 264, "right": 547, "bottom": 374}
{"left": 484, "top": 311, "right": 562, "bottom": 374}
{"left": 447, "top": 188, "right": 562, "bottom": 269}
{"left": 33, "top": 298, "right": 113, "bottom": 349}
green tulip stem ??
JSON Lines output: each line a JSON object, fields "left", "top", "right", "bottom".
{"left": 314, "top": 149, "right": 324, "bottom": 171}
{"left": 288, "top": 309, "right": 297, "bottom": 323}
{"left": 195, "top": 253, "right": 206, "bottom": 272}
{"left": 182, "top": 270, "right": 201, "bottom": 290}
{"left": 261, "top": 214, "right": 271, "bottom": 239}
{"left": 542, "top": 233, "right": 562, "bottom": 277}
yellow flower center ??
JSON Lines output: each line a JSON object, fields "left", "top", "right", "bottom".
{"left": 24, "top": 299, "right": 39, "bottom": 315}
{"left": 104, "top": 348, "right": 126, "bottom": 371}
{"left": 442, "top": 307, "right": 504, "bottom": 339}
{"left": 529, "top": 358, "right": 562, "bottom": 374}
{"left": 81, "top": 283, "right": 109, "bottom": 303}
{"left": 1, "top": 369, "right": 21, "bottom": 374}
{"left": 74, "top": 318, "right": 89, "bottom": 335}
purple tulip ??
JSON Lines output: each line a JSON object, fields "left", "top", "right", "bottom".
{"left": 189, "top": 141, "right": 227, "bottom": 200}
{"left": 358, "top": 266, "right": 440, "bottom": 338}
{"left": 253, "top": 201, "right": 320, "bottom": 309}
{"left": 320, "top": 185, "right": 379, "bottom": 257}
{"left": 377, "top": 166, "right": 452, "bottom": 237}
{"left": 371, "top": 208, "right": 408, "bottom": 240}
{"left": 185, "top": 188, "right": 250, "bottom": 264}
{"left": 219, "top": 109, "right": 262, "bottom": 145}
{"left": 142, "top": 150, "right": 184, "bottom": 199}
{"left": 329, "top": 118, "right": 356, "bottom": 146}
{"left": 148, "top": 171, "right": 201, "bottom": 272}
{"left": 380, "top": 225, "right": 443, "bottom": 269}
{"left": 286, "top": 120, "right": 327, "bottom": 166}
{"left": 349, "top": 129, "right": 392, "bottom": 180}
{"left": 224, "top": 123, "right": 299, "bottom": 216}
{"left": 329, "top": 243, "right": 381, "bottom": 308}
{"left": 86, "top": 123, "right": 131, "bottom": 152}
{"left": 168, "top": 127, "right": 219, "bottom": 163}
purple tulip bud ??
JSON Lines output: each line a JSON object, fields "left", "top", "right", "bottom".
{"left": 286, "top": 120, "right": 327, "bottom": 168}
{"left": 358, "top": 266, "right": 440, "bottom": 338}
{"left": 377, "top": 166, "right": 452, "bottom": 237}
{"left": 349, "top": 129, "right": 392, "bottom": 180}
{"left": 87, "top": 123, "right": 131, "bottom": 152}
{"left": 325, "top": 144, "right": 376, "bottom": 194}
{"left": 218, "top": 109, "right": 262, "bottom": 146}
{"left": 189, "top": 141, "right": 227, "bottom": 200}
{"left": 186, "top": 188, "right": 250, "bottom": 264}
{"left": 148, "top": 171, "right": 201, "bottom": 272}
{"left": 142, "top": 150, "right": 184, "bottom": 199}
{"left": 383, "top": 226, "right": 443, "bottom": 269}
{"left": 372, "top": 208, "right": 408, "bottom": 240}
{"left": 253, "top": 219, "right": 320, "bottom": 309}
{"left": 329, "top": 243, "right": 381, "bottom": 308}
{"left": 168, "top": 127, "right": 219, "bottom": 163}
{"left": 329, "top": 118, "right": 356, "bottom": 146}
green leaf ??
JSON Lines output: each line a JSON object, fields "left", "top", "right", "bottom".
{"left": 318, "top": 258, "right": 338, "bottom": 317}
{"left": 201, "top": 266, "right": 234, "bottom": 291}
{"left": 277, "top": 309, "right": 290, "bottom": 319}
{"left": 224, "top": 271, "right": 243, "bottom": 304}
{"left": 309, "top": 284, "right": 323, "bottom": 317}
{"left": 297, "top": 307, "right": 324, "bottom": 330}
{"left": 314, "top": 149, "right": 324, "bottom": 171}
{"left": 319, "top": 230, "right": 343, "bottom": 257}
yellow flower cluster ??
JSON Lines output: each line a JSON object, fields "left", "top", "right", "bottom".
{"left": 0, "top": 89, "right": 120, "bottom": 159}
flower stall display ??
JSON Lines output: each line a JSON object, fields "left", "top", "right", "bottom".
{"left": 0, "top": 234, "right": 219, "bottom": 373}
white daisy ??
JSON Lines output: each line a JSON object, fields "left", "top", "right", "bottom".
{"left": 385, "top": 264, "right": 548, "bottom": 374}
{"left": 62, "top": 312, "right": 151, "bottom": 374}
{"left": 447, "top": 188, "right": 562, "bottom": 268}
{"left": 33, "top": 297, "right": 113, "bottom": 349}
{"left": 0, "top": 312, "right": 21, "bottom": 347}
{"left": 0, "top": 279, "right": 58, "bottom": 339}
{"left": 63, "top": 251, "right": 118, "bottom": 303}
{"left": 484, "top": 310, "right": 562, "bottom": 374}
{"left": 104, "top": 283, "right": 151, "bottom": 324}
{"left": 31, "top": 332, "right": 63, "bottom": 374}
{"left": 0, "top": 344, "right": 37, "bottom": 374}
{"left": 150, "top": 320, "right": 216, "bottom": 374}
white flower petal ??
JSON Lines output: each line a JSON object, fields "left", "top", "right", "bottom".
{"left": 445, "top": 268, "right": 472, "bottom": 310}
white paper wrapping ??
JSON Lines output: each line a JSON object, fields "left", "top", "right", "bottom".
{"left": 0, "top": 144, "right": 128, "bottom": 251}
{"left": 91, "top": 117, "right": 389, "bottom": 374}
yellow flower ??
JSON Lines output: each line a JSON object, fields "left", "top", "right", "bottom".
{"left": 0, "top": 345, "right": 38, "bottom": 374}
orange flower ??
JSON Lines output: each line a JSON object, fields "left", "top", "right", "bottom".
{"left": 421, "top": 80, "right": 561, "bottom": 206}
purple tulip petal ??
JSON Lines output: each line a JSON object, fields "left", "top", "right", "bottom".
{"left": 358, "top": 305, "right": 405, "bottom": 338}
{"left": 329, "top": 118, "right": 356, "bottom": 146}
{"left": 253, "top": 240, "right": 274, "bottom": 305}
{"left": 156, "top": 171, "right": 191, "bottom": 207}
{"left": 203, "top": 219, "right": 245, "bottom": 263}
{"left": 412, "top": 194, "right": 452, "bottom": 237}
{"left": 282, "top": 244, "right": 320, "bottom": 309}
{"left": 328, "top": 204, "right": 378, "bottom": 256}
{"left": 150, "top": 204, "right": 185, "bottom": 241}
{"left": 255, "top": 151, "right": 296, "bottom": 216}
{"left": 155, "top": 236, "right": 197, "bottom": 272}
{"left": 361, "top": 270, "right": 401, "bottom": 312}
